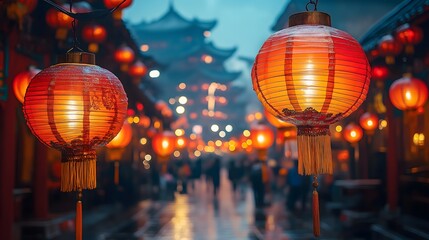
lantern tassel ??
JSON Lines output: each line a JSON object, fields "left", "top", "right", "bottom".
{"left": 312, "top": 176, "right": 320, "bottom": 237}
{"left": 76, "top": 190, "right": 82, "bottom": 240}
{"left": 297, "top": 133, "right": 333, "bottom": 175}
{"left": 61, "top": 150, "right": 97, "bottom": 192}
{"left": 114, "top": 161, "right": 120, "bottom": 185}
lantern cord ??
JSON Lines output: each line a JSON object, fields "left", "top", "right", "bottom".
{"left": 76, "top": 189, "right": 83, "bottom": 240}
{"left": 306, "top": 0, "right": 319, "bottom": 11}
{"left": 312, "top": 175, "right": 320, "bottom": 237}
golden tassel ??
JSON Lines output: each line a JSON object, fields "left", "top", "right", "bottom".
{"left": 61, "top": 150, "right": 97, "bottom": 192}
{"left": 312, "top": 175, "right": 320, "bottom": 237}
{"left": 114, "top": 161, "right": 120, "bottom": 185}
{"left": 297, "top": 126, "right": 333, "bottom": 175}
{"left": 76, "top": 190, "right": 82, "bottom": 240}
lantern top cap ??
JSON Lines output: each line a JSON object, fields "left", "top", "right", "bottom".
{"left": 288, "top": 12, "right": 331, "bottom": 27}
{"left": 62, "top": 52, "right": 96, "bottom": 65}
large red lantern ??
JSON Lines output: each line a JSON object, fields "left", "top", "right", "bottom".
{"left": 396, "top": 24, "right": 423, "bottom": 54}
{"left": 23, "top": 52, "right": 128, "bottom": 192}
{"left": 103, "top": 0, "right": 133, "bottom": 20}
{"left": 114, "top": 45, "right": 135, "bottom": 71}
{"left": 13, "top": 67, "right": 40, "bottom": 103}
{"left": 343, "top": 123, "right": 363, "bottom": 144}
{"left": 389, "top": 75, "right": 428, "bottom": 110}
{"left": 359, "top": 112, "right": 378, "bottom": 134}
{"left": 81, "top": 24, "right": 107, "bottom": 53}
{"left": 378, "top": 35, "right": 402, "bottom": 64}
{"left": 252, "top": 10, "right": 370, "bottom": 236}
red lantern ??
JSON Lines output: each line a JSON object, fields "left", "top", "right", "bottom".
{"left": 152, "top": 131, "right": 176, "bottom": 160}
{"left": 81, "top": 24, "right": 107, "bottom": 53}
{"left": 129, "top": 61, "right": 147, "bottom": 84}
{"left": 371, "top": 65, "right": 389, "bottom": 80}
{"left": 252, "top": 12, "right": 370, "bottom": 175}
{"left": 46, "top": 5, "right": 74, "bottom": 40}
{"left": 378, "top": 35, "right": 402, "bottom": 64}
{"left": 103, "top": 0, "right": 133, "bottom": 20}
{"left": 23, "top": 52, "right": 128, "bottom": 192}
{"left": 359, "top": 112, "right": 378, "bottom": 133}
{"left": 13, "top": 67, "right": 40, "bottom": 103}
{"left": 396, "top": 24, "right": 423, "bottom": 54}
{"left": 343, "top": 123, "right": 363, "bottom": 144}
{"left": 18, "top": 0, "right": 38, "bottom": 13}
{"left": 389, "top": 75, "right": 428, "bottom": 110}
{"left": 114, "top": 45, "right": 135, "bottom": 71}
{"left": 106, "top": 121, "right": 132, "bottom": 185}
{"left": 250, "top": 124, "right": 274, "bottom": 150}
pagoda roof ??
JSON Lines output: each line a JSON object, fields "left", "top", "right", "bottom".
{"left": 131, "top": 5, "right": 216, "bottom": 32}
{"left": 200, "top": 42, "right": 237, "bottom": 60}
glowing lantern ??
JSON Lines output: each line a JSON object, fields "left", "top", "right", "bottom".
{"left": 103, "top": 0, "right": 133, "bottom": 20}
{"left": 343, "top": 123, "right": 363, "bottom": 144}
{"left": 128, "top": 60, "right": 147, "bottom": 84}
{"left": 396, "top": 24, "right": 423, "bottom": 54}
{"left": 45, "top": 5, "right": 74, "bottom": 40}
{"left": 106, "top": 122, "right": 132, "bottom": 185}
{"left": 81, "top": 24, "right": 107, "bottom": 53}
{"left": 114, "top": 45, "right": 135, "bottom": 71}
{"left": 359, "top": 112, "right": 378, "bottom": 134}
{"left": 389, "top": 75, "right": 428, "bottom": 110}
{"left": 152, "top": 131, "right": 176, "bottom": 172}
{"left": 378, "top": 35, "right": 402, "bottom": 64}
{"left": 252, "top": 10, "right": 370, "bottom": 236}
{"left": 371, "top": 65, "right": 389, "bottom": 80}
{"left": 250, "top": 124, "right": 274, "bottom": 159}
{"left": 264, "top": 109, "right": 296, "bottom": 144}
{"left": 13, "top": 67, "right": 40, "bottom": 103}
{"left": 23, "top": 52, "right": 128, "bottom": 192}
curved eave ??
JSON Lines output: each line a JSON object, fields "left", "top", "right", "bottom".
{"left": 360, "top": 0, "right": 429, "bottom": 51}
{"left": 202, "top": 42, "right": 237, "bottom": 60}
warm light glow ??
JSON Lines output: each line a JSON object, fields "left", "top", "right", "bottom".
{"left": 107, "top": 121, "right": 132, "bottom": 149}
{"left": 225, "top": 125, "right": 233, "bottom": 132}
{"left": 413, "top": 133, "right": 425, "bottom": 146}
{"left": 335, "top": 125, "right": 343, "bottom": 132}
{"left": 211, "top": 124, "right": 219, "bottom": 132}
{"left": 175, "top": 129, "right": 185, "bottom": 136}
{"left": 177, "top": 138, "right": 185, "bottom": 147}
{"left": 243, "top": 130, "right": 250, "bottom": 137}
{"left": 190, "top": 133, "right": 197, "bottom": 140}
{"left": 202, "top": 54, "right": 213, "bottom": 64}
{"left": 194, "top": 150, "right": 201, "bottom": 157}
{"left": 152, "top": 131, "right": 176, "bottom": 157}
{"left": 380, "top": 119, "right": 388, "bottom": 129}
{"left": 173, "top": 151, "right": 180, "bottom": 158}
{"left": 215, "top": 140, "right": 222, "bottom": 147}
{"left": 246, "top": 139, "right": 252, "bottom": 145}
{"left": 140, "top": 44, "right": 149, "bottom": 52}
{"left": 127, "top": 117, "right": 134, "bottom": 124}
{"left": 176, "top": 106, "right": 185, "bottom": 114}
{"left": 140, "top": 138, "right": 147, "bottom": 145}
{"left": 13, "top": 68, "right": 41, "bottom": 103}
{"left": 114, "top": 45, "right": 135, "bottom": 64}
{"left": 149, "top": 70, "right": 160, "bottom": 78}
{"left": 219, "top": 131, "right": 226, "bottom": 138}
{"left": 203, "top": 31, "right": 211, "bottom": 37}
{"left": 343, "top": 123, "right": 363, "bottom": 144}
{"left": 254, "top": 112, "right": 263, "bottom": 120}
{"left": 144, "top": 154, "right": 152, "bottom": 161}
{"left": 169, "top": 98, "right": 176, "bottom": 104}
{"left": 178, "top": 96, "right": 188, "bottom": 104}
{"left": 154, "top": 120, "right": 161, "bottom": 129}
{"left": 359, "top": 112, "right": 379, "bottom": 132}
{"left": 389, "top": 76, "right": 428, "bottom": 110}
{"left": 178, "top": 83, "right": 186, "bottom": 90}
{"left": 192, "top": 125, "right": 202, "bottom": 135}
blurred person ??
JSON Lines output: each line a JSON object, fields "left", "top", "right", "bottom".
{"left": 286, "top": 159, "right": 304, "bottom": 212}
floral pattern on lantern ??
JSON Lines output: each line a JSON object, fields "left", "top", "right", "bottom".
{"left": 23, "top": 53, "right": 128, "bottom": 192}
{"left": 13, "top": 67, "right": 40, "bottom": 103}
{"left": 389, "top": 75, "right": 428, "bottom": 110}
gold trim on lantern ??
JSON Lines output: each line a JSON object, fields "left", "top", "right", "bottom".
{"left": 289, "top": 12, "right": 331, "bottom": 27}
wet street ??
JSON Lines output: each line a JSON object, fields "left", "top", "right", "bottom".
{"left": 51, "top": 170, "right": 343, "bottom": 240}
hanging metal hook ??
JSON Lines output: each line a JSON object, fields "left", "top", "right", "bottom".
{"left": 306, "top": 0, "right": 319, "bottom": 11}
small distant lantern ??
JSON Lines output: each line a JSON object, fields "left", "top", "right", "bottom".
{"left": 23, "top": 52, "right": 128, "bottom": 192}
{"left": 371, "top": 65, "right": 389, "bottom": 87}
{"left": 250, "top": 124, "right": 274, "bottom": 160}
{"left": 81, "top": 24, "right": 107, "bottom": 53}
{"left": 152, "top": 131, "right": 176, "bottom": 172}
{"left": 106, "top": 122, "right": 132, "bottom": 185}
{"left": 359, "top": 112, "right": 378, "bottom": 134}
{"left": 114, "top": 45, "right": 135, "bottom": 71}
{"left": 103, "top": 0, "right": 133, "bottom": 20}
{"left": 378, "top": 35, "right": 402, "bottom": 65}
{"left": 13, "top": 67, "right": 40, "bottom": 103}
{"left": 343, "top": 123, "right": 363, "bottom": 144}
{"left": 396, "top": 24, "right": 423, "bottom": 55}
{"left": 128, "top": 60, "right": 147, "bottom": 84}
{"left": 45, "top": 5, "right": 74, "bottom": 40}
{"left": 389, "top": 75, "right": 428, "bottom": 110}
